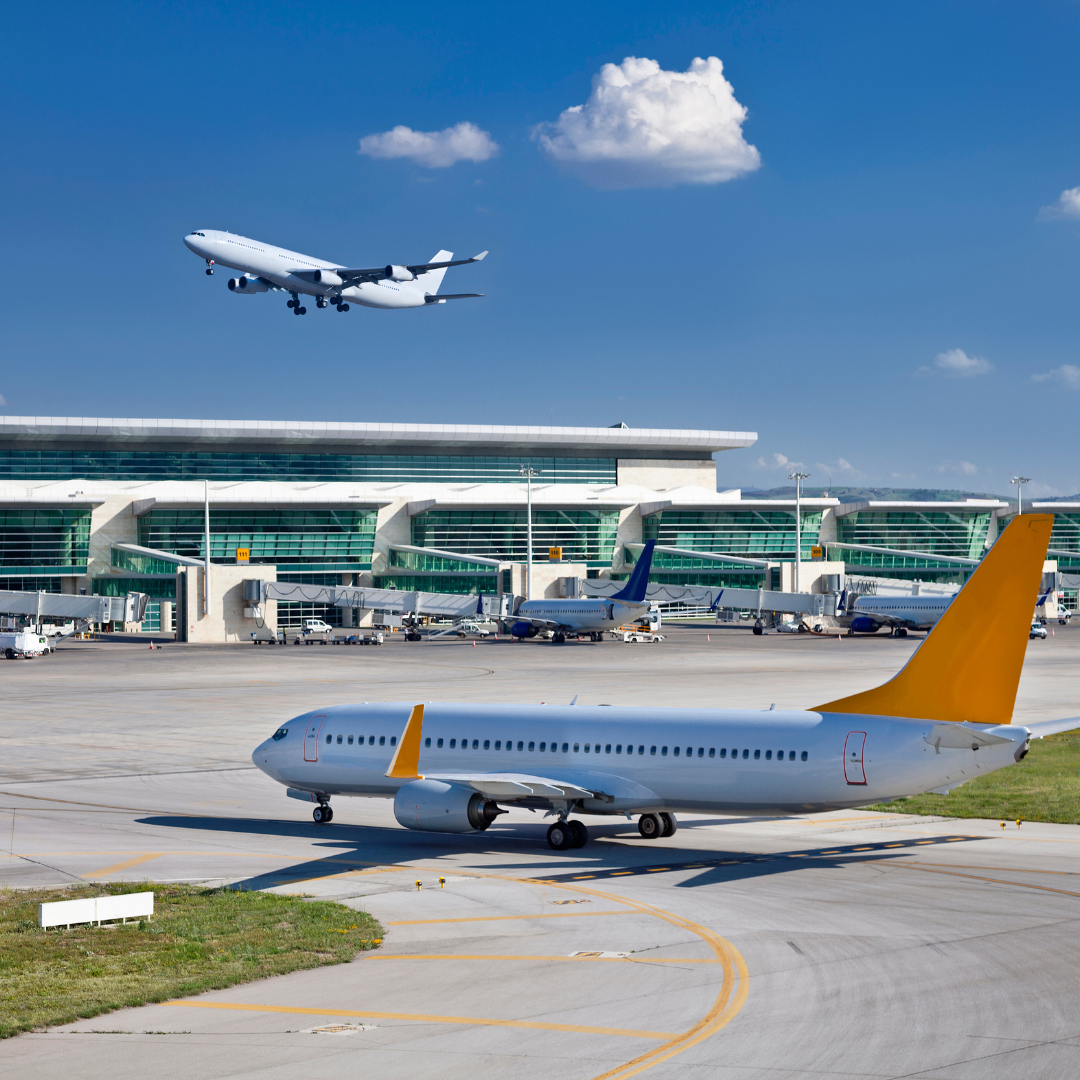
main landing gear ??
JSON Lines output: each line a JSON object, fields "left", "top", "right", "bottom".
{"left": 547, "top": 819, "right": 588, "bottom": 850}
{"left": 287, "top": 292, "right": 307, "bottom": 315}
{"left": 892, "top": 627, "right": 908, "bottom": 638}
{"left": 637, "top": 812, "right": 677, "bottom": 839}
{"left": 316, "top": 297, "right": 328, "bottom": 309}
{"left": 313, "top": 801, "right": 334, "bottom": 824}
{"left": 336, "top": 302, "right": 350, "bottom": 312}
{"left": 205, "top": 259, "right": 215, "bottom": 276}
{"left": 552, "top": 631, "right": 566, "bottom": 644}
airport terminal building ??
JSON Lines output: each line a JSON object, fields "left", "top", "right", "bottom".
{"left": 1, "top": 416, "right": 1077, "bottom": 637}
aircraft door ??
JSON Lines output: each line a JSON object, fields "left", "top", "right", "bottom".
{"left": 844, "top": 730, "right": 867, "bottom": 785}
{"left": 304, "top": 715, "right": 326, "bottom": 762}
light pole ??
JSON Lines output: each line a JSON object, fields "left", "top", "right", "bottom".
{"left": 789, "top": 470, "right": 810, "bottom": 593}
{"left": 1011, "top": 475, "right": 1031, "bottom": 517}
{"left": 519, "top": 465, "right": 540, "bottom": 600}
{"left": 203, "top": 478, "right": 211, "bottom": 617}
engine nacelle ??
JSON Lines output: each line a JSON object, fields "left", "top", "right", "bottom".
{"left": 228, "top": 274, "right": 269, "bottom": 293}
{"left": 510, "top": 620, "right": 539, "bottom": 639}
{"left": 385, "top": 264, "right": 415, "bottom": 282}
{"left": 849, "top": 616, "right": 880, "bottom": 633}
{"left": 313, "top": 269, "right": 343, "bottom": 287}
{"left": 393, "top": 779, "right": 503, "bottom": 834}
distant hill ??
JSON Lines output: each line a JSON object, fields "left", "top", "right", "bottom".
{"left": 742, "top": 486, "right": 1007, "bottom": 503}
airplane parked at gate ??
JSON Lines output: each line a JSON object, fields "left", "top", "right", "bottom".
{"left": 183, "top": 230, "right": 486, "bottom": 315}
{"left": 253, "top": 516, "right": 1080, "bottom": 850}
{"left": 508, "top": 540, "right": 657, "bottom": 643}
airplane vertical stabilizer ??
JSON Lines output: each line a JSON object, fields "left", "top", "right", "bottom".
{"left": 814, "top": 514, "right": 1053, "bottom": 724}
{"left": 612, "top": 540, "right": 656, "bottom": 603}
{"left": 419, "top": 250, "right": 453, "bottom": 294}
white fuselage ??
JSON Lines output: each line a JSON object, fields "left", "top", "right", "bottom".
{"left": 852, "top": 594, "right": 953, "bottom": 630}
{"left": 253, "top": 702, "right": 1028, "bottom": 815}
{"left": 183, "top": 229, "right": 432, "bottom": 309}
{"left": 514, "top": 599, "right": 650, "bottom": 635}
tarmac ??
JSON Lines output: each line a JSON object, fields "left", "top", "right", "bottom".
{"left": 1, "top": 624, "right": 1079, "bottom": 1078}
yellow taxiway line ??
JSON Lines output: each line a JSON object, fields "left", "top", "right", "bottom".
{"left": 387, "top": 910, "right": 631, "bottom": 926}
{"left": 160, "top": 1000, "right": 676, "bottom": 1040}
{"left": 81, "top": 853, "right": 164, "bottom": 877}
{"left": 369, "top": 954, "right": 720, "bottom": 963}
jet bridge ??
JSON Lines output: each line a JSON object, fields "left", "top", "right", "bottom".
{"left": 0, "top": 589, "right": 149, "bottom": 625}
{"left": 581, "top": 580, "right": 837, "bottom": 617}
{"left": 260, "top": 581, "right": 512, "bottom": 620}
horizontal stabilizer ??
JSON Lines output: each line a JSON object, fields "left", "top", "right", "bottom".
{"left": 924, "top": 724, "right": 1014, "bottom": 751}
{"left": 1024, "top": 715, "right": 1080, "bottom": 739}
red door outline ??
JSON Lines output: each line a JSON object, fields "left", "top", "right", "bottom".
{"left": 844, "top": 730, "right": 867, "bottom": 785}
{"left": 304, "top": 715, "right": 326, "bottom": 762}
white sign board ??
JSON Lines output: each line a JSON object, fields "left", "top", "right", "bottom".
{"left": 39, "top": 891, "right": 154, "bottom": 929}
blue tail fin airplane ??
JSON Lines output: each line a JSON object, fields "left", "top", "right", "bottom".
{"left": 509, "top": 540, "right": 656, "bottom": 644}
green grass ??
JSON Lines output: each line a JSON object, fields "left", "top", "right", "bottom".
{"left": 867, "top": 729, "right": 1080, "bottom": 823}
{"left": 0, "top": 882, "right": 382, "bottom": 1038}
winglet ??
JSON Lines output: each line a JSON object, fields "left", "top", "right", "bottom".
{"left": 472, "top": 250, "right": 488, "bottom": 262}
{"left": 385, "top": 704, "right": 425, "bottom": 779}
{"left": 815, "top": 514, "right": 1053, "bottom": 724}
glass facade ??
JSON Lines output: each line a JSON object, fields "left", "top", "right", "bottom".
{"left": 0, "top": 449, "right": 617, "bottom": 485}
{"left": 411, "top": 509, "right": 620, "bottom": 565}
{"left": 389, "top": 548, "right": 498, "bottom": 573}
{"left": 642, "top": 509, "right": 823, "bottom": 561}
{"left": 0, "top": 508, "right": 91, "bottom": 577}
{"left": 0, "top": 576, "right": 62, "bottom": 592}
{"left": 275, "top": 573, "right": 349, "bottom": 629}
{"left": 1016, "top": 512, "right": 1080, "bottom": 570}
{"left": 111, "top": 547, "right": 183, "bottom": 575}
{"left": 372, "top": 574, "right": 498, "bottom": 594}
{"left": 836, "top": 508, "right": 992, "bottom": 559}
{"left": 138, "top": 508, "right": 377, "bottom": 570}
{"left": 92, "top": 575, "right": 177, "bottom": 599}
{"left": 621, "top": 544, "right": 766, "bottom": 588}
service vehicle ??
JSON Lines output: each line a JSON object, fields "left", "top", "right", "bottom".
{"left": 1030, "top": 621, "right": 1048, "bottom": 640}
{"left": 1, "top": 630, "right": 50, "bottom": 659}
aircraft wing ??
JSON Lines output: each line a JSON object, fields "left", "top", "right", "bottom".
{"left": 422, "top": 772, "right": 594, "bottom": 801}
{"left": 424, "top": 293, "right": 485, "bottom": 303}
{"left": 511, "top": 614, "right": 570, "bottom": 631}
{"left": 313, "top": 252, "right": 488, "bottom": 285}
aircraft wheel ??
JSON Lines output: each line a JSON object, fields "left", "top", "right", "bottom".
{"left": 205, "top": 267, "right": 214, "bottom": 275}
{"left": 897, "top": 627, "right": 908, "bottom": 638}
{"left": 287, "top": 299, "right": 295, "bottom": 308}
{"left": 752, "top": 625, "right": 763, "bottom": 636}
{"left": 546, "top": 822, "right": 571, "bottom": 850}
{"left": 638, "top": 813, "right": 662, "bottom": 839}
{"left": 569, "top": 820, "right": 588, "bottom": 848}
{"left": 298, "top": 306, "right": 307, "bottom": 315}
{"left": 341, "top": 304, "right": 349, "bottom": 311}
{"left": 313, "top": 805, "right": 331, "bottom": 824}
{"left": 553, "top": 631, "right": 565, "bottom": 644}
{"left": 659, "top": 812, "right": 677, "bottom": 837}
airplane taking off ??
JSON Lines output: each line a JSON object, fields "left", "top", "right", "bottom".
{"left": 183, "top": 230, "right": 486, "bottom": 315}
{"left": 253, "top": 515, "right": 1080, "bottom": 850}
{"left": 509, "top": 540, "right": 656, "bottom": 643}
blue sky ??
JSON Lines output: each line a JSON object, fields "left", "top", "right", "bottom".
{"left": 3, "top": 2, "right": 1080, "bottom": 495}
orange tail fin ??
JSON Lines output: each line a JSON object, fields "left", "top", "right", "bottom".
{"left": 815, "top": 514, "right": 1052, "bottom": 724}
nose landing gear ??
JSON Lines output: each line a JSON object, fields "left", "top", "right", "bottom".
{"left": 313, "top": 802, "right": 333, "bottom": 824}
{"left": 205, "top": 259, "right": 215, "bottom": 276}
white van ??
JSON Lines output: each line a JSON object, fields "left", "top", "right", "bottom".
{"left": 1, "top": 631, "right": 50, "bottom": 659}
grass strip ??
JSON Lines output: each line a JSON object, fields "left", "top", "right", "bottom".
{"left": 866, "top": 729, "right": 1080, "bottom": 823}
{"left": 0, "top": 882, "right": 382, "bottom": 1038}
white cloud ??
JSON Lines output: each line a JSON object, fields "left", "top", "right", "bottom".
{"left": 921, "top": 348, "right": 993, "bottom": 377}
{"left": 1037, "top": 186, "right": 1080, "bottom": 221}
{"left": 359, "top": 122, "right": 498, "bottom": 168}
{"left": 753, "top": 452, "right": 797, "bottom": 470}
{"left": 534, "top": 55, "right": 761, "bottom": 188}
{"left": 936, "top": 461, "right": 979, "bottom": 476}
{"left": 1032, "top": 364, "right": 1080, "bottom": 389}
{"left": 0, "top": 393, "right": 6, "bottom": 406}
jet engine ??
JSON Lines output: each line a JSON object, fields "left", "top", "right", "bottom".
{"left": 393, "top": 779, "right": 504, "bottom": 833}
{"left": 228, "top": 275, "right": 269, "bottom": 293}
{"left": 313, "top": 269, "right": 343, "bottom": 287}
{"left": 384, "top": 265, "right": 415, "bottom": 281}
{"left": 510, "top": 620, "right": 539, "bottom": 639}
{"left": 849, "top": 616, "right": 880, "bottom": 633}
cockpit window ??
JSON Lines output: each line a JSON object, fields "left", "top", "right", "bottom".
{"left": 271, "top": 727, "right": 288, "bottom": 741}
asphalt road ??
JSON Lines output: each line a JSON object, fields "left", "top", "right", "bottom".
{"left": 1, "top": 626, "right": 1078, "bottom": 1078}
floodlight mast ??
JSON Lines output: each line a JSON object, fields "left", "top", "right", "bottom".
{"left": 519, "top": 465, "right": 540, "bottom": 600}
{"left": 1011, "top": 475, "right": 1031, "bottom": 517}
{"left": 789, "top": 470, "right": 811, "bottom": 593}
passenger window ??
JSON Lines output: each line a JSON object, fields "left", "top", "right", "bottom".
{"left": 765, "top": 750, "right": 772, "bottom": 760}
{"left": 369, "top": 736, "right": 375, "bottom": 745}
{"left": 517, "top": 741, "right": 524, "bottom": 750}
{"left": 789, "top": 751, "right": 795, "bottom": 760}
{"left": 390, "top": 736, "right": 397, "bottom": 746}
{"left": 553, "top": 742, "right": 559, "bottom": 752}
{"left": 540, "top": 742, "right": 547, "bottom": 751}
{"left": 615, "top": 744, "right": 622, "bottom": 754}
{"left": 697, "top": 747, "right": 704, "bottom": 757}
{"left": 584, "top": 743, "right": 590, "bottom": 753}
{"left": 528, "top": 742, "right": 535, "bottom": 751}
{"left": 650, "top": 745, "right": 657, "bottom": 755}
{"left": 742, "top": 749, "right": 749, "bottom": 759}
{"left": 495, "top": 740, "right": 501, "bottom": 750}
{"left": 662, "top": 746, "right": 668, "bottom": 756}
{"left": 347, "top": 735, "right": 353, "bottom": 745}
{"left": 484, "top": 740, "right": 490, "bottom": 750}
{"left": 437, "top": 738, "right": 444, "bottom": 748}
{"left": 708, "top": 748, "right": 715, "bottom": 758}
{"left": 801, "top": 751, "right": 809, "bottom": 761}
{"left": 472, "top": 739, "right": 479, "bottom": 749}
{"left": 605, "top": 744, "right": 612, "bottom": 754}
{"left": 674, "top": 747, "right": 680, "bottom": 757}
{"left": 562, "top": 742, "right": 568, "bottom": 752}
{"left": 424, "top": 737, "right": 430, "bottom": 747}
{"left": 638, "top": 745, "right": 644, "bottom": 755}
{"left": 450, "top": 739, "right": 456, "bottom": 748}
{"left": 754, "top": 749, "right": 760, "bottom": 759}
{"left": 720, "top": 748, "right": 727, "bottom": 758}
{"left": 337, "top": 735, "right": 343, "bottom": 744}
{"left": 326, "top": 734, "right": 332, "bottom": 744}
